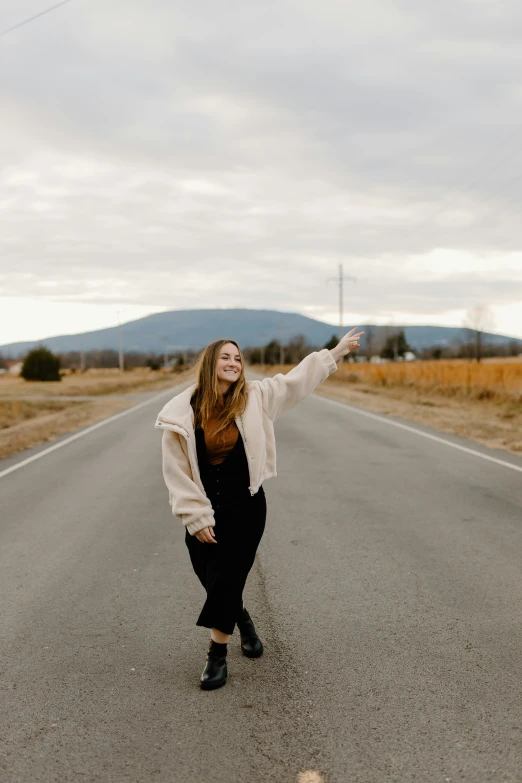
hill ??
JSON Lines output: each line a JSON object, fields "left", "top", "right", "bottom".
{"left": 0, "top": 308, "right": 520, "bottom": 356}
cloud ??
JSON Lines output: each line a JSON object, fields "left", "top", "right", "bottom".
{"left": 1, "top": 0, "right": 522, "bottom": 340}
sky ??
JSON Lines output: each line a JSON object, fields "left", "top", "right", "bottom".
{"left": 1, "top": 0, "right": 522, "bottom": 346}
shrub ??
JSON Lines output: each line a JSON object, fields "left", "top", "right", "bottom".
{"left": 21, "top": 347, "right": 61, "bottom": 382}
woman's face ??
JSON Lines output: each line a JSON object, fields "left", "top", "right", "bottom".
{"left": 215, "top": 342, "right": 242, "bottom": 389}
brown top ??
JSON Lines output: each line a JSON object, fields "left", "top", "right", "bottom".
{"left": 202, "top": 414, "right": 239, "bottom": 465}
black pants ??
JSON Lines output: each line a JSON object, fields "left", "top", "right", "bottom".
{"left": 185, "top": 428, "right": 267, "bottom": 635}
{"left": 185, "top": 488, "right": 266, "bottom": 634}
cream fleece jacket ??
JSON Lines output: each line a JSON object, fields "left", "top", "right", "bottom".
{"left": 154, "top": 348, "right": 338, "bottom": 535}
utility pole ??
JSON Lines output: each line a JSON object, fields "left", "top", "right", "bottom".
{"left": 327, "top": 264, "right": 357, "bottom": 356}
{"left": 336, "top": 263, "right": 357, "bottom": 341}
{"left": 117, "top": 311, "right": 124, "bottom": 373}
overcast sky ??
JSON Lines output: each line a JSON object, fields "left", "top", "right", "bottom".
{"left": 1, "top": 0, "right": 522, "bottom": 345}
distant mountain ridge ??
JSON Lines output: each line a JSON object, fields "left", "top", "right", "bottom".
{"left": 1, "top": 308, "right": 520, "bottom": 356}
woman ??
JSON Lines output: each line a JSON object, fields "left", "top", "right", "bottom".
{"left": 155, "top": 327, "right": 363, "bottom": 690}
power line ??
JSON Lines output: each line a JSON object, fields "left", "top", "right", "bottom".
{"left": 0, "top": 0, "right": 75, "bottom": 39}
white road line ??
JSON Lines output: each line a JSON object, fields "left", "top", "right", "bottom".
{"left": 0, "top": 387, "right": 176, "bottom": 480}
{"left": 315, "top": 393, "right": 522, "bottom": 474}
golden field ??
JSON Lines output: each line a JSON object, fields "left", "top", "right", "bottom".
{"left": 259, "top": 358, "right": 522, "bottom": 455}
{"left": 332, "top": 358, "right": 522, "bottom": 401}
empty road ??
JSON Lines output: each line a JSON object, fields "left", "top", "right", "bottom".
{"left": 1, "top": 380, "right": 522, "bottom": 783}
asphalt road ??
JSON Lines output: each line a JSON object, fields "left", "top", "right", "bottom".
{"left": 1, "top": 380, "right": 522, "bottom": 783}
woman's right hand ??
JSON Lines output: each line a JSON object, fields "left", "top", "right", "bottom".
{"left": 195, "top": 526, "right": 217, "bottom": 544}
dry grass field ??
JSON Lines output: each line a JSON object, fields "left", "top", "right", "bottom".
{"left": 0, "top": 369, "right": 177, "bottom": 460}
{"left": 0, "top": 368, "right": 176, "bottom": 399}
{"left": 331, "top": 357, "right": 522, "bottom": 401}
{"left": 260, "top": 358, "right": 522, "bottom": 456}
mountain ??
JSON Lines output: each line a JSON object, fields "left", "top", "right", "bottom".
{"left": 0, "top": 308, "right": 520, "bottom": 356}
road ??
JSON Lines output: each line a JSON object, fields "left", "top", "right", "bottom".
{"left": 1, "top": 380, "right": 522, "bottom": 783}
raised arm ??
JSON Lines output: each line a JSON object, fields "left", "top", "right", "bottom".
{"left": 161, "top": 430, "right": 215, "bottom": 536}
{"left": 253, "top": 328, "right": 364, "bottom": 421}
{"left": 252, "top": 349, "right": 334, "bottom": 421}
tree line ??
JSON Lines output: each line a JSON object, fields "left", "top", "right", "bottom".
{"left": 0, "top": 329, "right": 519, "bottom": 382}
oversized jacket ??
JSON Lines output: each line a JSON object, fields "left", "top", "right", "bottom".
{"left": 154, "top": 348, "right": 338, "bottom": 535}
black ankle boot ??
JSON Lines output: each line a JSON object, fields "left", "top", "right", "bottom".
{"left": 237, "top": 607, "right": 263, "bottom": 658}
{"left": 200, "top": 641, "right": 228, "bottom": 690}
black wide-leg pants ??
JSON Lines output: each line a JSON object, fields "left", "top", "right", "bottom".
{"left": 185, "top": 428, "right": 267, "bottom": 635}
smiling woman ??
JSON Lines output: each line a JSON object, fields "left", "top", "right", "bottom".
{"left": 155, "top": 328, "right": 363, "bottom": 690}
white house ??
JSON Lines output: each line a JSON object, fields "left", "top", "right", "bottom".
{"left": 7, "top": 361, "right": 23, "bottom": 375}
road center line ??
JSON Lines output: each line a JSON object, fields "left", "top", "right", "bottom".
{"left": 0, "top": 386, "right": 177, "bottom": 480}
{"left": 314, "top": 393, "right": 522, "bottom": 474}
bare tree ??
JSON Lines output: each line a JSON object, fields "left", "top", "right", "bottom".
{"left": 382, "top": 323, "right": 402, "bottom": 361}
{"left": 285, "top": 334, "right": 311, "bottom": 364}
{"left": 463, "top": 304, "right": 494, "bottom": 363}
{"left": 364, "top": 324, "right": 374, "bottom": 358}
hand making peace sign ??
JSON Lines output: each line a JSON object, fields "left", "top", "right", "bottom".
{"left": 330, "top": 327, "right": 365, "bottom": 363}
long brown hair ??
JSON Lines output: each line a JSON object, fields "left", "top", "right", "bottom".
{"left": 190, "top": 339, "right": 248, "bottom": 436}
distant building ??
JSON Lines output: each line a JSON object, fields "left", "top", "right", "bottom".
{"left": 6, "top": 361, "right": 23, "bottom": 375}
{"left": 371, "top": 353, "right": 416, "bottom": 363}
